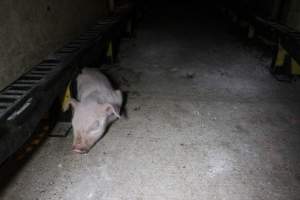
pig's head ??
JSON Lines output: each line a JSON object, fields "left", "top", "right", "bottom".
{"left": 69, "top": 99, "right": 120, "bottom": 154}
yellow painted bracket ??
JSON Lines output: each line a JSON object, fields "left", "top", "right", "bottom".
{"left": 62, "top": 82, "right": 71, "bottom": 112}
{"left": 291, "top": 58, "right": 300, "bottom": 75}
{"left": 106, "top": 41, "right": 113, "bottom": 63}
{"left": 275, "top": 44, "right": 287, "bottom": 67}
{"left": 274, "top": 43, "right": 300, "bottom": 75}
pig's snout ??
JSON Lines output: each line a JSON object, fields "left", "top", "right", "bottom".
{"left": 72, "top": 144, "right": 89, "bottom": 154}
{"left": 72, "top": 133, "right": 89, "bottom": 154}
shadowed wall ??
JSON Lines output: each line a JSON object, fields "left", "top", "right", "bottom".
{"left": 0, "top": 0, "right": 108, "bottom": 90}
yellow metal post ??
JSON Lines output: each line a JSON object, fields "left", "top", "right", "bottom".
{"left": 291, "top": 58, "right": 300, "bottom": 75}
{"left": 62, "top": 82, "right": 72, "bottom": 112}
{"left": 106, "top": 41, "right": 113, "bottom": 63}
{"left": 275, "top": 44, "right": 287, "bottom": 67}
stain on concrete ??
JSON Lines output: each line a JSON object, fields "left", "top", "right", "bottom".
{"left": 234, "top": 124, "right": 250, "bottom": 135}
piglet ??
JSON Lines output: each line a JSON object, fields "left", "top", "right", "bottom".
{"left": 67, "top": 68, "right": 122, "bottom": 154}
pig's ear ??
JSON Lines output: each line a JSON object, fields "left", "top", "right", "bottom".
{"left": 69, "top": 98, "right": 79, "bottom": 109}
{"left": 103, "top": 103, "right": 121, "bottom": 118}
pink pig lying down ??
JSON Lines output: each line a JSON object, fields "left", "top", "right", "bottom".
{"left": 68, "top": 68, "right": 123, "bottom": 154}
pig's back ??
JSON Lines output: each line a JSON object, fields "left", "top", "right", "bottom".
{"left": 77, "top": 68, "right": 115, "bottom": 103}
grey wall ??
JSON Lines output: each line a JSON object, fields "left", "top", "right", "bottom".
{"left": 0, "top": 0, "right": 108, "bottom": 90}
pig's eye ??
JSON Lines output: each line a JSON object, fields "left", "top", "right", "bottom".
{"left": 88, "top": 120, "right": 100, "bottom": 132}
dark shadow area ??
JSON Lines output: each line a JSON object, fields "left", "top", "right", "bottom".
{"left": 0, "top": 119, "right": 51, "bottom": 194}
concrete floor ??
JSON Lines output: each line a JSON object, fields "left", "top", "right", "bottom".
{"left": 1, "top": 2, "right": 300, "bottom": 200}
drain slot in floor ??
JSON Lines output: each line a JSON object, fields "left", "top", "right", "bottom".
{"left": 9, "top": 85, "right": 32, "bottom": 91}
